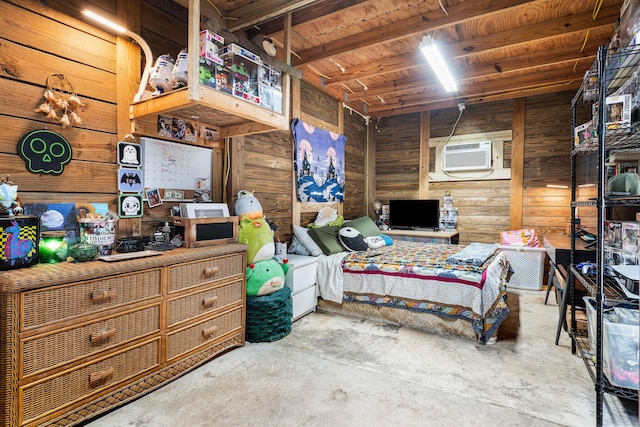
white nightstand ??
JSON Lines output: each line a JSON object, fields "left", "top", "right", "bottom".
{"left": 284, "top": 254, "right": 318, "bottom": 321}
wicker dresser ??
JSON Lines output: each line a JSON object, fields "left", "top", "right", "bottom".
{"left": 0, "top": 244, "right": 246, "bottom": 427}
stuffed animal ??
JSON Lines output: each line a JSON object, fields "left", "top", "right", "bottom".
{"left": 238, "top": 216, "right": 275, "bottom": 264}
{"left": 234, "top": 189, "right": 263, "bottom": 219}
{"left": 246, "top": 258, "right": 289, "bottom": 296}
{"left": 338, "top": 226, "right": 369, "bottom": 252}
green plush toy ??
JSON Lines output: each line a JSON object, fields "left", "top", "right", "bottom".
{"left": 238, "top": 215, "right": 275, "bottom": 264}
{"left": 246, "top": 258, "right": 289, "bottom": 296}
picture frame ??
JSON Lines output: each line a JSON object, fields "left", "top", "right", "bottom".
{"left": 145, "top": 188, "right": 163, "bottom": 208}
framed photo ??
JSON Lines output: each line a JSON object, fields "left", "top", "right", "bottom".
{"left": 145, "top": 188, "right": 163, "bottom": 208}
{"left": 118, "top": 168, "right": 143, "bottom": 192}
{"left": 117, "top": 141, "right": 141, "bottom": 167}
{"left": 118, "top": 194, "right": 144, "bottom": 218}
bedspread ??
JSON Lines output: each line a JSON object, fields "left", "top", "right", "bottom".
{"left": 317, "top": 241, "right": 511, "bottom": 343}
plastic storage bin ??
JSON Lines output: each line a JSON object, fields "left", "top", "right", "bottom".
{"left": 498, "top": 245, "right": 546, "bottom": 290}
{"left": 583, "top": 296, "right": 639, "bottom": 390}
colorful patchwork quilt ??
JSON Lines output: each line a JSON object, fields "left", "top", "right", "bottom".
{"left": 337, "top": 241, "right": 511, "bottom": 343}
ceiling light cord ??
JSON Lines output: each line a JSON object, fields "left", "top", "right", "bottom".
{"left": 438, "top": 0, "right": 449, "bottom": 17}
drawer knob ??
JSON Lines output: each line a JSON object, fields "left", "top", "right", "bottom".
{"left": 90, "top": 327, "right": 117, "bottom": 344}
{"left": 202, "top": 325, "right": 218, "bottom": 338}
{"left": 203, "top": 267, "right": 219, "bottom": 277}
{"left": 89, "top": 366, "right": 115, "bottom": 385}
{"left": 91, "top": 288, "right": 117, "bottom": 302}
{"left": 202, "top": 295, "right": 218, "bottom": 308}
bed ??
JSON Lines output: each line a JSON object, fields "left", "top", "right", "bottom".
{"left": 312, "top": 239, "right": 511, "bottom": 344}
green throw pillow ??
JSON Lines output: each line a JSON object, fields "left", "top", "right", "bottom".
{"left": 308, "top": 225, "right": 345, "bottom": 255}
{"left": 345, "top": 216, "right": 380, "bottom": 238}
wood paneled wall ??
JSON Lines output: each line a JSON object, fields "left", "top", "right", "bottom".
{"left": 374, "top": 94, "right": 575, "bottom": 244}
{"left": 1, "top": 0, "right": 119, "bottom": 217}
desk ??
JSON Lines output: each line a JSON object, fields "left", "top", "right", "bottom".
{"left": 542, "top": 233, "right": 596, "bottom": 266}
{"left": 543, "top": 233, "right": 595, "bottom": 345}
{"left": 385, "top": 229, "right": 459, "bottom": 244}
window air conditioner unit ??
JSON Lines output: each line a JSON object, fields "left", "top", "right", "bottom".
{"left": 443, "top": 141, "right": 492, "bottom": 172}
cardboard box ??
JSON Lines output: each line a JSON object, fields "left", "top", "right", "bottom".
{"left": 199, "top": 30, "right": 224, "bottom": 64}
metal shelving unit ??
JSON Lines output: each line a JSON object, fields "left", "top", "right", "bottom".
{"left": 569, "top": 44, "right": 640, "bottom": 427}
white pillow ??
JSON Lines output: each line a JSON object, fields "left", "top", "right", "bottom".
{"left": 293, "top": 225, "right": 323, "bottom": 256}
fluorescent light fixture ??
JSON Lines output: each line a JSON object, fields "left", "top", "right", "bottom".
{"left": 420, "top": 35, "right": 457, "bottom": 93}
{"left": 546, "top": 184, "right": 569, "bottom": 189}
{"left": 83, "top": 10, "right": 153, "bottom": 103}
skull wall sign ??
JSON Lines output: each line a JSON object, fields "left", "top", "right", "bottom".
{"left": 18, "top": 130, "right": 72, "bottom": 175}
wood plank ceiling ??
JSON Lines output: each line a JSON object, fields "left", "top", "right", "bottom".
{"left": 208, "top": 0, "right": 623, "bottom": 118}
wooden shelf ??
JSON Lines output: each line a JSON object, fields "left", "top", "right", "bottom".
{"left": 130, "top": 85, "right": 289, "bottom": 138}
{"left": 129, "top": 0, "right": 290, "bottom": 139}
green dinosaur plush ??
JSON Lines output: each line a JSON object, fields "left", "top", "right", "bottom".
{"left": 246, "top": 258, "right": 289, "bottom": 296}
{"left": 238, "top": 215, "right": 275, "bottom": 264}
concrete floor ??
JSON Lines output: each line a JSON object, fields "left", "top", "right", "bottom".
{"left": 83, "top": 290, "right": 638, "bottom": 427}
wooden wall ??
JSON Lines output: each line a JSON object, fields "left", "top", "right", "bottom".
{"left": 1, "top": 0, "right": 119, "bottom": 221}
{"left": 373, "top": 93, "right": 576, "bottom": 244}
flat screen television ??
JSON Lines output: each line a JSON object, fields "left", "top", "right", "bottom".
{"left": 388, "top": 199, "right": 440, "bottom": 231}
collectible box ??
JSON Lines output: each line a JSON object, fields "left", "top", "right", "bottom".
{"left": 220, "top": 44, "right": 261, "bottom": 105}
{"left": 0, "top": 215, "right": 39, "bottom": 270}
{"left": 574, "top": 120, "right": 594, "bottom": 148}
{"left": 622, "top": 221, "right": 638, "bottom": 252}
{"left": 259, "top": 63, "right": 283, "bottom": 113}
{"left": 605, "top": 94, "right": 632, "bottom": 130}
{"left": 199, "top": 30, "right": 224, "bottom": 65}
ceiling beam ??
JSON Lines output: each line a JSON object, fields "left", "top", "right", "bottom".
{"left": 293, "top": 0, "right": 535, "bottom": 66}
{"left": 225, "top": 0, "right": 319, "bottom": 32}
{"left": 369, "top": 66, "right": 591, "bottom": 114}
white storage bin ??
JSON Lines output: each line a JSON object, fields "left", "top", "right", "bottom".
{"left": 498, "top": 245, "right": 546, "bottom": 290}
{"left": 583, "top": 296, "right": 639, "bottom": 390}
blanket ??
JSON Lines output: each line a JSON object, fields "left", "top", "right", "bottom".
{"left": 445, "top": 242, "right": 498, "bottom": 267}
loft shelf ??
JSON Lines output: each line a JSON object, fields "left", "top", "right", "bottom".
{"left": 129, "top": 0, "right": 291, "bottom": 139}
{"left": 130, "top": 85, "right": 289, "bottom": 138}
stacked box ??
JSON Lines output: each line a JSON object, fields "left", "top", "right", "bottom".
{"left": 198, "top": 30, "right": 226, "bottom": 90}
{"left": 259, "top": 63, "right": 283, "bottom": 113}
{"left": 220, "top": 44, "right": 261, "bottom": 105}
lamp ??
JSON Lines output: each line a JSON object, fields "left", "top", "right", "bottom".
{"left": 82, "top": 10, "right": 153, "bottom": 103}
{"left": 420, "top": 35, "right": 457, "bottom": 93}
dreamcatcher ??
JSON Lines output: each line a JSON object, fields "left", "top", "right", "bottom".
{"left": 34, "top": 74, "right": 87, "bottom": 128}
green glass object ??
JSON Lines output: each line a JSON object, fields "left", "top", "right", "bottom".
{"left": 68, "top": 243, "right": 98, "bottom": 262}
{"left": 39, "top": 231, "right": 68, "bottom": 263}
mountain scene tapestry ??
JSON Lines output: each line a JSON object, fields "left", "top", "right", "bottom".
{"left": 291, "top": 118, "right": 346, "bottom": 203}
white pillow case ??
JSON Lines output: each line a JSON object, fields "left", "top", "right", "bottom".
{"left": 293, "top": 225, "right": 323, "bottom": 256}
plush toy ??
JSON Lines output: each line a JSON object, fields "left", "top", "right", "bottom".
{"left": 234, "top": 189, "right": 263, "bottom": 219}
{"left": 246, "top": 258, "right": 289, "bottom": 296}
{"left": 238, "top": 216, "right": 275, "bottom": 264}
{"left": 338, "top": 226, "right": 369, "bottom": 252}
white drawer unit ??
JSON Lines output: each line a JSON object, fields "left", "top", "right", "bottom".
{"left": 284, "top": 254, "right": 318, "bottom": 321}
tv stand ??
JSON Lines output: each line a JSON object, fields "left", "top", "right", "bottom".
{"left": 385, "top": 229, "right": 459, "bottom": 244}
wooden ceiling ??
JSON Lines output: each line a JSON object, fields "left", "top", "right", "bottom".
{"left": 207, "top": 0, "right": 623, "bottom": 118}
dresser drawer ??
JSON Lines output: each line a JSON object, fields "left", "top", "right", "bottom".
{"left": 22, "top": 304, "right": 161, "bottom": 378}
{"left": 166, "top": 307, "right": 243, "bottom": 361}
{"left": 168, "top": 253, "right": 244, "bottom": 293}
{"left": 20, "top": 338, "right": 160, "bottom": 425}
{"left": 167, "top": 279, "right": 243, "bottom": 327}
{"left": 292, "top": 285, "right": 317, "bottom": 321}
{"left": 21, "top": 269, "right": 162, "bottom": 330}
{"left": 286, "top": 262, "right": 317, "bottom": 293}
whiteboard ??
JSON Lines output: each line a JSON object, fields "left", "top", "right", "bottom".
{"left": 140, "top": 137, "right": 212, "bottom": 193}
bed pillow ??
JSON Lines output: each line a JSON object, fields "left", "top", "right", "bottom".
{"left": 288, "top": 235, "right": 310, "bottom": 256}
{"left": 293, "top": 225, "right": 323, "bottom": 256}
{"left": 308, "top": 225, "right": 345, "bottom": 255}
{"left": 338, "top": 227, "right": 369, "bottom": 252}
{"left": 345, "top": 216, "right": 380, "bottom": 238}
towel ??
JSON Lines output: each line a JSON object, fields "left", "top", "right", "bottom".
{"left": 445, "top": 242, "right": 498, "bottom": 267}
